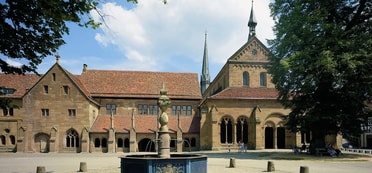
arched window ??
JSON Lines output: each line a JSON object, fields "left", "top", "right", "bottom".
{"left": 66, "top": 129, "right": 79, "bottom": 148}
{"left": 102, "top": 138, "right": 107, "bottom": 148}
{"left": 260, "top": 72, "right": 267, "bottom": 87}
{"left": 117, "top": 138, "right": 123, "bottom": 148}
{"left": 124, "top": 138, "right": 130, "bottom": 148}
{"left": 0, "top": 135, "right": 5, "bottom": 145}
{"left": 10, "top": 135, "right": 15, "bottom": 145}
{"left": 94, "top": 138, "right": 101, "bottom": 148}
{"left": 243, "top": 72, "right": 249, "bottom": 86}
{"left": 236, "top": 117, "right": 248, "bottom": 144}
{"left": 184, "top": 138, "right": 190, "bottom": 147}
{"left": 190, "top": 138, "right": 196, "bottom": 147}
{"left": 220, "top": 117, "right": 233, "bottom": 143}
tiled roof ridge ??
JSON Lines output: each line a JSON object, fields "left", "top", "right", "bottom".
{"left": 210, "top": 86, "right": 278, "bottom": 99}
{"left": 84, "top": 69, "right": 198, "bottom": 75}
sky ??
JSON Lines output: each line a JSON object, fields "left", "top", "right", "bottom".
{"left": 6, "top": 0, "right": 275, "bottom": 80}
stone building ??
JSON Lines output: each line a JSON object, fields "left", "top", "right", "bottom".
{"left": 0, "top": 61, "right": 201, "bottom": 153}
{"left": 0, "top": 3, "right": 343, "bottom": 153}
{"left": 198, "top": 4, "right": 341, "bottom": 150}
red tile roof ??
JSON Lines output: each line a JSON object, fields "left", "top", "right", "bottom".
{"left": 90, "top": 115, "right": 200, "bottom": 133}
{"left": 210, "top": 87, "right": 278, "bottom": 99}
{"left": 78, "top": 70, "right": 201, "bottom": 99}
{"left": 0, "top": 73, "right": 40, "bottom": 98}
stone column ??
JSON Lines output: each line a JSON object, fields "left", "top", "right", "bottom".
{"left": 157, "top": 83, "right": 171, "bottom": 158}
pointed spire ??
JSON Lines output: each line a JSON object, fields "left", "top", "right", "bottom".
{"left": 200, "top": 31, "right": 210, "bottom": 94}
{"left": 248, "top": 0, "right": 257, "bottom": 40}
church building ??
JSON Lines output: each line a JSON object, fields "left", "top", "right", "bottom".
{"left": 0, "top": 3, "right": 342, "bottom": 153}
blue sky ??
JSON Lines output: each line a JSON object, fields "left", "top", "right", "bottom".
{"left": 5, "top": 0, "right": 275, "bottom": 80}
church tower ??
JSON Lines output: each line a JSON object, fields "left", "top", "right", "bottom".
{"left": 200, "top": 32, "right": 210, "bottom": 94}
{"left": 248, "top": 0, "right": 257, "bottom": 40}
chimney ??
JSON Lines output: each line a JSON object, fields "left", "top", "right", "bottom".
{"left": 83, "top": 64, "right": 88, "bottom": 72}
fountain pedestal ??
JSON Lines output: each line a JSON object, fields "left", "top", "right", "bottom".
{"left": 120, "top": 83, "right": 207, "bottom": 173}
{"left": 121, "top": 154, "right": 207, "bottom": 173}
{"left": 158, "top": 130, "right": 170, "bottom": 158}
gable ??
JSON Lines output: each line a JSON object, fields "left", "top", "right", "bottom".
{"left": 24, "top": 63, "right": 98, "bottom": 106}
{"left": 228, "top": 36, "right": 270, "bottom": 63}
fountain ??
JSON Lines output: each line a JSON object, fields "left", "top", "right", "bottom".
{"left": 120, "top": 83, "right": 207, "bottom": 173}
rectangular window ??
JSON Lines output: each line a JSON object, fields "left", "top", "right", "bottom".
{"left": 143, "top": 105, "right": 148, "bottom": 115}
{"left": 172, "top": 106, "right": 176, "bottom": 115}
{"left": 106, "top": 104, "right": 116, "bottom": 115}
{"left": 68, "top": 109, "right": 76, "bottom": 117}
{"left": 63, "top": 86, "right": 69, "bottom": 95}
{"left": 172, "top": 105, "right": 181, "bottom": 115}
{"left": 138, "top": 104, "right": 143, "bottom": 115}
{"left": 182, "top": 106, "right": 187, "bottom": 115}
{"left": 41, "top": 109, "right": 49, "bottom": 116}
{"left": 44, "top": 85, "right": 49, "bottom": 94}
{"left": 149, "top": 105, "right": 158, "bottom": 115}
{"left": 149, "top": 105, "right": 154, "bottom": 115}
{"left": 52, "top": 73, "right": 56, "bottom": 81}
{"left": 187, "top": 106, "right": 192, "bottom": 115}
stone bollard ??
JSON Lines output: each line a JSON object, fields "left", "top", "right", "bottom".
{"left": 300, "top": 166, "right": 309, "bottom": 173}
{"left": 267, "top": 161, "right": 275, "bottom": 172}
{"left": 229, "top": 157, "right": 236, "bottom": 168}
{"left": 36, "top": 166, "right": 46, "bottom": 173}
{"left": 79, "top": 162, "right": 87, "bottom": 172}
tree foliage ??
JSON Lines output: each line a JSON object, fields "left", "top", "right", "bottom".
{"left": 0, "top": 0, "right": 168, "bottom": 74}
{"left": 268, "top": 0, "right": 372, "bottom": 144}
{"left": 0, "top": 0, "right": 101, "bottom": 74}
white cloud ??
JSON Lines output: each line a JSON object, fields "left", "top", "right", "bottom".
{"left": 5, "top": 58, "right": 23, "bottom": 67}
{"left": 91, "top": 0, "right": 274, "bottom": 75}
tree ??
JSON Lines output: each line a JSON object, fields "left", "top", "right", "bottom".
{"left": 0, "top": 0, "right": 166, "bottom": 74}
{"left": 268, "top": 0, "right": 372, "bottom": 149}
{"left": 0, "top": 0, "right": 100, "bottom": 74}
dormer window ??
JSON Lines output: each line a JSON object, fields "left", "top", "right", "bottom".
{"left": 0, "top": 87, "right": 16, "bottom": 95}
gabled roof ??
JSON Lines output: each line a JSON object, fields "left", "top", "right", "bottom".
{"left": 21, "top": 63, "right": 99, "bottom": 106}
{"left": 0, "top": 73, "right": 40, "bottom": 98}
{"left": 209, "top": 87, "right": 278, "bottom": 100}
{"left": 1, "top": 63, "right": 201, "bottom": 101}
{"left": 78, "top": 70, "right": 201, "bottom": 99}
{"left": 227, "top": 36, "right": 270, "bottom": 63}
{"left": 90, "top": 115, "right": 200, "bottom": 133}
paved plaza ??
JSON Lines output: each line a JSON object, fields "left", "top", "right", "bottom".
{"left": 0, "top": 150, "right": 371, "bottom": 173}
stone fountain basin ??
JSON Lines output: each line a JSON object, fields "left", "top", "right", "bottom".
{"left": 120, "top": 154, "right": 207, "bottom": 173}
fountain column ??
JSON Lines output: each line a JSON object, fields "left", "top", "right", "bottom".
{"left": 157, "top": 83, "right": 171, "bottom": 158}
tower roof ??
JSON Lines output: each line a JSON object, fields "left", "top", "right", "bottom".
{"left": 248, "top": 0, "right": 257, "bottom": 40}
{"left": 200, "top": 31, "right": 211, "bottom": 94}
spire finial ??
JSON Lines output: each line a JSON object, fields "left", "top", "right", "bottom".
{"left": 55, "top": 54, "right": 60, "bottom": 63}
{"left": 200, "top": 31, "right": 210, "bottom": 94}
{"left": 248, "top": 0, "right": 257, "bottom": 40}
